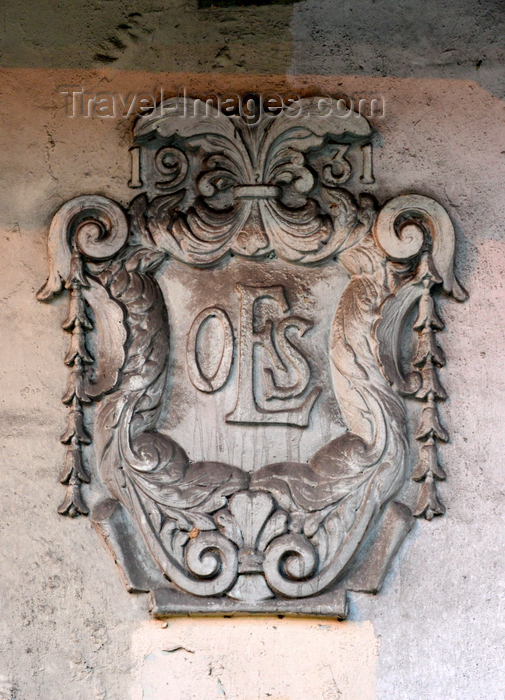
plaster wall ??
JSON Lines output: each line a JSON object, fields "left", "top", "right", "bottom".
{"left": 0, "top": 2, "right": 504, "bottom": 699}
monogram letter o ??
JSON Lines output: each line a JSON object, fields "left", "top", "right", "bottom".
{"left": 186, "top": 307, "right": 234, "bottom": 393}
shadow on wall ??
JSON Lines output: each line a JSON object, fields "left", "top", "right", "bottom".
{"left": 0, "top": 1, "right": 296, "bottom": 74}
{"left": 1, "top": 0, "right": 505, "bottom": 99}
{"left": 199, "top": 0, "right": 302, "bottom": 6}
{"left": 289, "top": 0, "right": 505, "bottom": 98}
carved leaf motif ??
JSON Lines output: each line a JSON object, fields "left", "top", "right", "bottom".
{"left": 416, "top": 401, "right": 449, "bottom": 442}
{"left": 62, "top": 359, "right": 91, "bottom": 404}
{"left": 137, "top": 489, "right": 163, "bottom": 534}
{"left": 415, "top": 365, "right": 447, "bottom": 401}
{"left": 159, "top": 506, "right": 193, "bottom": 532}
{"left": 64, "top": 326, "right": 93, "bottom": 366}
{"left": 227, "top": 492, "right": 275, "bottom": 550}
{"left": 413, "top": 473, "right": 446, "bottom": 520}
{"left": 170, "top": 529, "right": 190, "bottom": 567}
{"left": 413, "top": 329, "right": 446, "bottom": 367}
{"left": 63, "top": 289, "right": 93, "bottom": 332}
{"left": 215, "top": 509, "right": 244, "bottom": 548}
{"left": 414, "top": 293, "right": 445, "bottom": 331}
{"left": 58, "top": 478, "right": 89, "bottom": 517}
{"left": 159, "top": 518, "right": 177, "bottom": 548}
{"left": 182, "top": 510, "right": 216, "bottom": 531}
{"left": 303, "top": 508, "right": 330, "bottom": 539}
{"left": 412, "top": 438, "right": 447, "bottom": 482}
{"left": 60, "top": 446, "right": 90, "bottom": 485}
{"left": 324, "top": 509, "right": 345, "bottom": 559}
{"left": 256, "top": 510, "right": 289, "bottom": 552}
{"left": 406, "top": 253, "right": 453, "bottom": 519}
{"left": 81, "top": 281, "right": 127, "bottom": 399}
{"left": 66, "top": 246, "right": 89, "bottom": 289}
{"left": 60, "top": 404, "right": 91, "bottom": 444}
{"left": 128, "top": 194, "right": 154, "bottom": 246}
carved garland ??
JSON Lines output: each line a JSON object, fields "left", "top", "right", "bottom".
{"left": 411, "top": 256, "right": 449, "bottom": 519}
{"left": 38, "top": 99, "right": 466, "bottom": 609}
{"left": 59, "top": 246, "right": 92, "bottom": 516}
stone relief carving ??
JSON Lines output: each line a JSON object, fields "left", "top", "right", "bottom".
{"left": 38, "top": 97, "right": 467, "bottom": 616}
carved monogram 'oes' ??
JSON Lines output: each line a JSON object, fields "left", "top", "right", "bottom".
{"left": 38, "top": 97, "right": 467, "bottom": 617}
{"left": 186, "top": 284, "right": 320, "bottom": 425}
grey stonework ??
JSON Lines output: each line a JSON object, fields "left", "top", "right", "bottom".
{"left": 38, "top": 98, "right": 464, "bottom": 615}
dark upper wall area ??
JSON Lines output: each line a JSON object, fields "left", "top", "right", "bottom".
{"left": 0, "top": 0, "right": 504, "bottom": 96}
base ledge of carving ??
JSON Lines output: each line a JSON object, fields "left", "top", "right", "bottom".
{"left": 149, "top": 586, "right": 349, "bottom": 619}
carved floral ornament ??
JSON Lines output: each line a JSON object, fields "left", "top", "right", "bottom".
{"left": 38, "top": 97, "right": 467, "bottom": 617}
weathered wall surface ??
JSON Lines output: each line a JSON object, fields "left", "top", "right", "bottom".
{"left": 1, "top": 2, "right": 505, "bottom": 699}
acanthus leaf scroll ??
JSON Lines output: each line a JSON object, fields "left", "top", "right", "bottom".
{"left": 38, "top": 97, "right": 467, "bottom": 617}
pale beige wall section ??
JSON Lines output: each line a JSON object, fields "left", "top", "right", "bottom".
{"left": 1, "top": 69, "right": 505, "bottom": 699}
{"left": 131, "top": 619, "right": 378, "bottom": 700}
